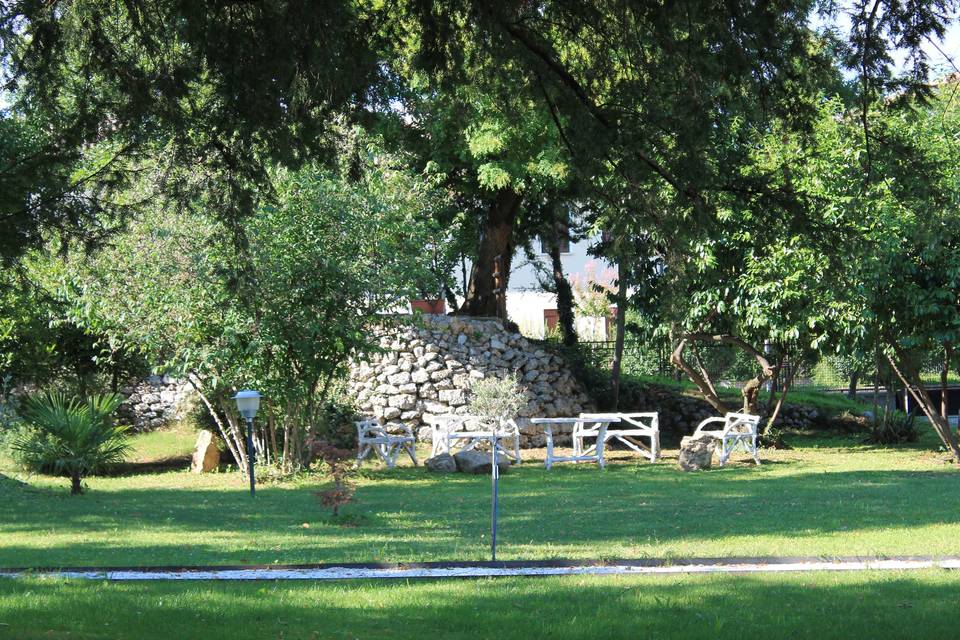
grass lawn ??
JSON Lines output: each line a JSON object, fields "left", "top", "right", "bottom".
{"left": 2, "top": 570, "right": 959, "bottom": 639}
{"left": 2, "top": 424, "right": 959, "bottom": 568}
{"left": 126, "top": 420, "right": 198, "bottom": 462}
{"left": 3, "top": 423, "right": 960, "bottom": 639}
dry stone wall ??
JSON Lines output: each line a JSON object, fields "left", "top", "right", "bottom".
{"left": 116, "top": 375, "right": 195, "bottom": 431}
{"left": 348, "top": 315, "right": 592, "bottom": 446}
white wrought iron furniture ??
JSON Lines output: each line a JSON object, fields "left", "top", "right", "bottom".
{"left": 424, "top": 413, "right": 522, "bottom": 464}
{"left": 692, "top": 412, "right": 761, "bottom": 466}
{"left": 355, "top": 419, "right": 418, "bottom": 468}
{"left": 578, "top": 412, "right": 660, "bottom": 462}
{"left": 530, "top": 416, "right": 620, "bottom": 470}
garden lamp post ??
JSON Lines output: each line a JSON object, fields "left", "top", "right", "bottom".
{"left": 233, "top": 390, "right": 261, "bottom": 497}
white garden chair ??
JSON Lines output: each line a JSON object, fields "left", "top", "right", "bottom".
{"left": 692, "top": 412, "right": 761, "bottom": 466}
{"left": 355, "top": 419, "right": 418, "bottom": 469}
{"left": 579, "top": 412, "right": 660, "bottom": 462}
{"left": 425, "top": 414, "right": 521, "bottom": 464}
{"left": 530, "top": 416, "right": 620, "bottom": 470}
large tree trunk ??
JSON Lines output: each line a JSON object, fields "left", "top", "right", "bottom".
{"left": 886, "top": 348, "right": 960, "bottom": 463}
{"left": 610, "top": 259, "right": 628, "bottom": 409}
{"left": 547, "top": 219, "right": 577, "bottom": 346}
{"left": 458, "top": 189, "right": 522, "bottom": 317}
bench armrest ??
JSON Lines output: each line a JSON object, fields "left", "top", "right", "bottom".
{"left": 693, "top": 416, "right": 727, "bottom": 435}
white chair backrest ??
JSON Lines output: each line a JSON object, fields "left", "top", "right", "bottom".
{"left": 580, "top": 412, "right": 657, "bottom": 430}
{"left": 615, "top": 413, "right": 658, "bottom": 430}
{"left": 356, "top": 419, "right": 385, "bottom": 438}
{"left": 724, "top": 412, "right": 760, "bottom": 435}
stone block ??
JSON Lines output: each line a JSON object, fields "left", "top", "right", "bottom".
{"left": 438, "top": 389, "right": 468, "bottom": 406}
{"left": 191, "top": 430, "right": 221, "bottom": 473}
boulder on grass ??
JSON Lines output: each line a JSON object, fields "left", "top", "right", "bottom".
{"left": 678, "top": 435, "right": 717, "bottom": 471}
{"left": 453, "top": 450, "right": 511, "bottom": 474}
{"left": 191, "top": 429, "right": 221, "bottom": 473}
{"left": 424, "top": 453, "right": 457, "bottom": 473}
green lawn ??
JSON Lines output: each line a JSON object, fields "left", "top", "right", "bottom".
{"left": 2, "top": 426, "right": 959, "bottom": 568}
{"left": 3, "top": 424, "right": 960, "bottom": 639}
{"left": 2, "top": 570, "right": 959, "bottom": 639}
{"left": 126, "top": 421, "right": 198, "bottom": 462}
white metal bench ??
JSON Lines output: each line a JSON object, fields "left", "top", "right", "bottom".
{"left": 425, "top": 414, "right": 521, "bottom": 464}
{"left": 579, "top": 412, "right": 660, "bottom": 462}
{"left": 355, "top": 419, "right": 418, "bottom": 468}
{"left": 692, "top": 412, "right": 761, "bottom": 466}
{"left": 530, "top": 416, "right": 620, "bottom": 470}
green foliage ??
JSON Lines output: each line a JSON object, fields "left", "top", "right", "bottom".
{"left": 0, "top": 0, "right": 380, "bottom": 265}
{"left": 62, "top": 134, "right": 442, "bottom": 471}
{"left": 0, "top": 265, "right": 148, "bottom": 394}
{"left": 12, "top": 392, "right": 130, "bottom": 494}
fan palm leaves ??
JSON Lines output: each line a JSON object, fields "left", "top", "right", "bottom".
{"left": 13, "top": 392, "right": 130, "bottom": 494}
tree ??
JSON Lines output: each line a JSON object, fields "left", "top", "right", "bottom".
{"left": 61, "top": 134, "right": 444, "bottom": 473}
{"left": 760, "top": 88, "right": 960, "bottom": 461}
{"left": 0, "top": 0, "right": 381, "bottom": 266}
{"left": 374, "top": 16, "right": 575, "bottom": 317}
{"left": 13, "top": 393, "right": 130, "bottom": 494}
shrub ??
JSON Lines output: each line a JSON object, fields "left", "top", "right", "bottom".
{"left": 865, "top": 409, "right": 919, "bottom": 445}
{"left": 468, "top": 374, "right": 527, "bottom": 423}
{"left": 314, "top": 395, "right": 361, "bottom": 450}
{"left": 12, "top": 393, "right": 130, "bottom": 494}
{"left": 308, "top": 438, "right": 356, "bottom": 517}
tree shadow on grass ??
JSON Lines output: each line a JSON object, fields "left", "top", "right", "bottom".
{"left": 1, "top": 571, "right": 959, "bottom": 639}
{"left": 2, "top": 460, "right": 960, "bottom": 568}
{"left": 103, "top": 455, "right": 192, "bottom": 476}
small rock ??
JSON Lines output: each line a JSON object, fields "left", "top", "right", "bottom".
{"left": 453, "top": 450, "right": 511, "bottom": 474}
{"left": 678, "top": 435, "right": 716, "bottom": 471}
{"left": 425, "top": 453, "right": 458, "bottom": 473}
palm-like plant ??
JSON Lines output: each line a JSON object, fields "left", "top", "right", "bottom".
{"left": 13, "top": 393, "right": 131, "bottom": 494}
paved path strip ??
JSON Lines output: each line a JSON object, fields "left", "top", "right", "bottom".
{"left": 3, "top": 557, "right": 960, "bottom": 581}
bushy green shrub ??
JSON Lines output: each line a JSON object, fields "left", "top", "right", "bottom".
{"left": 12, "top": 393, "right": 130, "bottom": 494}
{"left": 313, "top": 396, "right": 362, "bottom": 450}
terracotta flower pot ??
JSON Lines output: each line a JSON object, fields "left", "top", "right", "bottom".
{"left": 410, "top": 299, "right": 446, "bottom": 314}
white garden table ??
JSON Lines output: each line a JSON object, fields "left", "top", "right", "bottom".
{"left": 530, "top": 416, "right": 621, "bottom": 470}
{"left": 425, "top": 414, "right": 522, "bottom": 464}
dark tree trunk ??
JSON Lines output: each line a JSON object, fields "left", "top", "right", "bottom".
{"left": 458, "top": 189, "right": 522, "bottom": 317}
{"left": 610, "top": 260, "right": 628, "bottom": 409}
{"left": 847, "top": 370, "right": 861, "bottom": 399}
{"left": 547, "top": 220, "right": 577, "bottom": 347}
{"left": 941, "top": 343, "right": 952, "bottom": 421}
{"left": 71, "top": 473, "right": 82, "bottom": 495}
{"left": 443, "top": 284, "right": 458, "bottom": 314}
